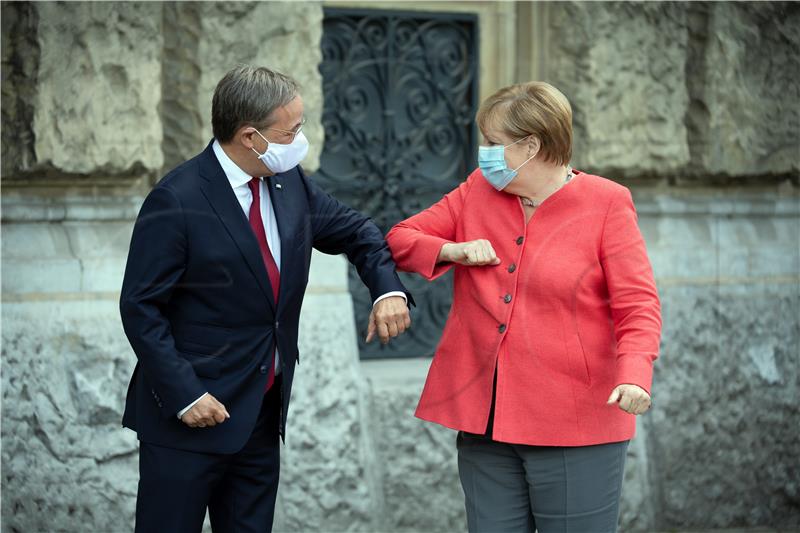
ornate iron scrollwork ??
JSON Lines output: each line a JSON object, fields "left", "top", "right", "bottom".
{"left": 314, "top": 8, "right": 479, "bottom": 358}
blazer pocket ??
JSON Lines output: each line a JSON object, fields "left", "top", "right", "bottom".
{"left": 565, "top": 333, "right": 591, "bottom": 386}
{"left": 175, "top": 338, "right": 230, "bottom": 356}
{"left": 178, "top": 351, "right": 222, "bottom": 379}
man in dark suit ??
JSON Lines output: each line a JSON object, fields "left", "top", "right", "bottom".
{"left": 120, "top": 65, "right": 412, "bottom": 532}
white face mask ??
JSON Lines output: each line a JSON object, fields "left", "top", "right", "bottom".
{"left": 251, "top": 130, "right": 309, "bottom": 174}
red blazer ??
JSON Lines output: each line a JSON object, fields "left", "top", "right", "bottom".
{"left": 386, "top": 169, "right": 661, "bottom": 446}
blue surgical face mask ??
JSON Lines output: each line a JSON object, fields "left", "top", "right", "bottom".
{"left": 478, "top": 136, "right": 535, "bottom": 191}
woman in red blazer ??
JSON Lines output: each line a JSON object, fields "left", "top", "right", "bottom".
{"left": 386, "top": 82, "right": 661, "bottom": 533}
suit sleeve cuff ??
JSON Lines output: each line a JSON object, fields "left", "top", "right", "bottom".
{"left": 373, "top": 291, "right": 407, "bottom": 307}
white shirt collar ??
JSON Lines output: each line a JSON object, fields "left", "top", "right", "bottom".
{"left": 212, "top": 139, "right": 260, "bottom": 189}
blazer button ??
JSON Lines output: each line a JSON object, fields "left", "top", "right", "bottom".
{"left": 504, "top": 294, "right": 512, "bottom": 304}
{"left": 516, "top": 236, "right": 524, "bottom": 245}
{"left": 260, "top": 364, "right": 269, "bottom": 374}
{"left": 274, "top": 321, "right": 280, "bottom": 330}
{"left": 499, "top": 324, "right": 507, "bottom": 333}
{"left": 508, "top": 263, "right": 516, "bottom": 273}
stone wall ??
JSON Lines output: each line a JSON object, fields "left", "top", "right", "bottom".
{"left": 628, "top": 190, "right": 799, "bottom": 530}
{"left": 2, "top": 2, "right": 799, "bottom": 533}
{"left": 541, "top": 1, "right": 800, "bottom": 181}
{"left": 1, "top": 2, "right": 327, "bottom": 532}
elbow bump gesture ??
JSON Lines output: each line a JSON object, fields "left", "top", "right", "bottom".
{"left": 441, "top": 239, "right": 502, "bottom": 266}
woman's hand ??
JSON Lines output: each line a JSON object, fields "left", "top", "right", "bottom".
{"left": 607, "top": 384, "right": 651, "bottom": 415}
{"left": 439, "top": 240, "right": 501, "bottom": 266}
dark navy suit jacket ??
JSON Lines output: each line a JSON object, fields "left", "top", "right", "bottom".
{"left": 120, "top": 141, "right": 411, "bottom": 454}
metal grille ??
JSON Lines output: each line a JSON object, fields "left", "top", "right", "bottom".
{"left": 314, "top": 8, "right": 479, "bottom": 358}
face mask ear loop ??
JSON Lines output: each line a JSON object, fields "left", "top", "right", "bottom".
{"left": 505, "top": 134, "right": 531, "bottom": 148}
{"left": 250, "top": 129, "right": 270, "bottom": 157}
{"left": 512, "top": 153, "right": 537, "bottom": 173}
{"left": 510, "top": 135, "right": 536, "bottom": 172}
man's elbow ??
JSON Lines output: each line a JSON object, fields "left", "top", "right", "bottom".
{"left": 119, "top": 292, "right": 152, "bottom": 335}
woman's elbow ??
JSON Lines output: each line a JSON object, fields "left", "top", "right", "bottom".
{"left": 384, "top": 225, "right": 413, "bottom": 270}
{"left": 385, "top": 223, "right": 407, "bottom": 254}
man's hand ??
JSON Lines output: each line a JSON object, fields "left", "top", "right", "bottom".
{"left": 366, "top": 296, "right": 411, "bottom": 345}
{"left": 181, "top": 394, "right": 231, "bottom": 428}
{"left": 439, "top": 240, "right": 501, "bottom": 266}
{"left": 607, "top": 384, "right": 651, "bottom": 415}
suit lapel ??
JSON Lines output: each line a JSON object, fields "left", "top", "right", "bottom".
{"left": 198, "top": 144, "right": 277, "bottom": 312}
{"left": 266, "top": 172, "right": 298, "bottom": 313}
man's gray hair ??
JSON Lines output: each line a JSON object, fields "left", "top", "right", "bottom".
{"left": 212, "top": 65, "right": 300, "bottom": 143}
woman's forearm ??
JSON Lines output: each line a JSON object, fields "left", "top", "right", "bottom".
{"left": 438, "top": 242, "right": 456, "bottom": 263}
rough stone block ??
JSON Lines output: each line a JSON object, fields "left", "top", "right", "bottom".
{"left": 651, "top": 284, "right": 800, "bottom": 529}
{"left": 687, "top": 3, "right": 800, "bottom": 177}
{"left": 363, "top": 359, "right": 466, "bottom": 533}
{"left": 1, "top": 2, "right": 39, "bottom": 177}
{"left": 1, "top": 221, "right": 134, "bottom": 294}
{"left": 161, "top": 2, "right": 206, "bottom": 173}
{"left": 29, "top": 2, "right": 164, "bottom": 176}
{"left": 278, "top": 289, "right": 379, "bottom": 532}
{"left": 0, "top": 301, "right": 139, "bottom": 533}
{"left": 546, "top": 2, "right": 691, "bottom": 175}
{"left": 545, "top": 2, "right": 799, "bottom": 180}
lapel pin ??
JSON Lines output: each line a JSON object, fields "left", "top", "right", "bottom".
{"left": 275, "top": 183, "right": 282, "bottom": 190}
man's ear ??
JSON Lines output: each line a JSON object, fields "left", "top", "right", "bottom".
{"left": 235, "top": 126, "right": 259, "bottom": 152}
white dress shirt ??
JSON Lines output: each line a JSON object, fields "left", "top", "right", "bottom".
{"left": 178, "top": 140, "right": 405, "bottom": 419}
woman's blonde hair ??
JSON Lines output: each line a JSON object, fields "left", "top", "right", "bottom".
{"left": 476, "top": 81, "right": 573, "bottom": 166}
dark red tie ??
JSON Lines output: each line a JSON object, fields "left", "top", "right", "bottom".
{"left": 248, "top": 178, "right": 279, "bottom": 391}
